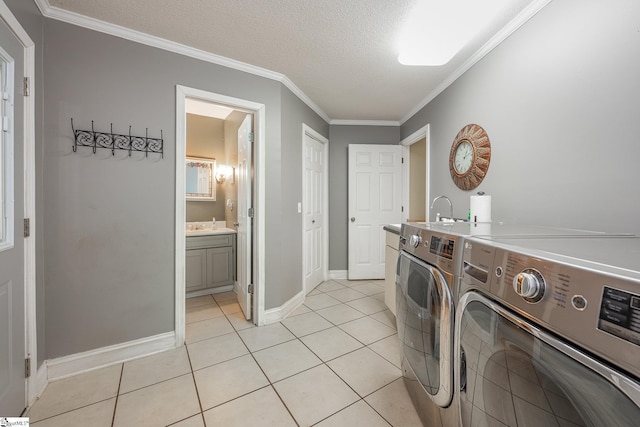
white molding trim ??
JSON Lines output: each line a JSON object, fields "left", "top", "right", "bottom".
{"left": 0, "top": 0, "right": 38, "bottom": 408}
{"left": 330, "top": 119, "right": 400, "bottom": 127}
{"left": 34, "top": 0, "right": 551, "bottom": 128}
{"left": 175, "top": 87, "right": 187, "bottom": 348}
{"left": 176, "top": 86, "right": 266, "bottom": 330}
{"left": 400, "top": 124, "right": 430, "bottom": 223}
{"left": 400, "top": 0, "right": 552, "bottom": 124}
{"left": 400, "top": 124, "right": 430, "bottom": 147}
{"left": 328, "top": 270, "right": 348, "bottom": 280}
{"left": 262, "top": 290, "right": 305, "bottom": 325}
{"left": 301, "top": 124, "right": 329, "bottom": 295}
{"left": 186, "top": 284, "right": 234, "bottom": 299}
{"left": 33, "top": 0, "right": 330, "bottom": 123}
{"left": 46, "top": 332, "right": 175, "bottom": 381}
{"left": 34, "top": 363, "right": 48, "bottom": 400}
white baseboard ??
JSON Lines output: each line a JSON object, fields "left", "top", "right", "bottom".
{"left": 29, "top": 362, "right": 49, "bottom": 404}
{"left": 261, "top": 290, "right": 305, "bottom": 325}
{"left": 186, "top": 284, "right": 234, "bottom": 299}
{"left": 46, "top": 332, "right": 176, "bottom": 381}
{"left": 328, "top": 270, "right": 348, "bottom": 280}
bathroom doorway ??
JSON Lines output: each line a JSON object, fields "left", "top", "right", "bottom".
{"left": 175, "top": 86, "right": 266, "bottom": 346}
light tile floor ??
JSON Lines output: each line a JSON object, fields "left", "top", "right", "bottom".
{"left": 27, "top": 279, "right": 424, "bottom": 427}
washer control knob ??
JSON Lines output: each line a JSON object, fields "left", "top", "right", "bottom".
{"left": 409, "top": 234, "right": 422, "bottom": 248}
{"left": 513, "top": 269, "right": 545, "bottom": 302}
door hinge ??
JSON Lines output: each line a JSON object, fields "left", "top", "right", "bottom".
{"left": 248, "top": 132, "right": 254, "bottom": 143}
{"left": 25, "top": 358, "right": 31, "bottom": 378}
{"left": 23, "top": 77, "right": 30, "bottom": 97}
{"left": 401, "top": 157, "right": 404, "bottom": 164}
{"left": 401, "top": 206, "right": 404, "bottom": 212}
{"left": 248, "top": 283, "right": 254, "bottom": 294}
{"left": 24, "top": 218, "right": 30, "bottom": 238}
{"left": 248, "top": 207, "right": 254, "bottom": 218}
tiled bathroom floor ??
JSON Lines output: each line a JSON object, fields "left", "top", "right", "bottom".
{"left": 27, "top": 279, "right": 424, "bottom": 427}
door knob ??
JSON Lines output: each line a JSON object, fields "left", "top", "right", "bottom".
{"left": 350, "top": 217, "right": 356, "bottom": 222}
{"left": 312, "top": 220, "right": 316, "bottom": 224}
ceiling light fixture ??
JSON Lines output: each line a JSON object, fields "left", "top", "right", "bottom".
{"left": 398, "top": 0, "right": 513, "bottom": 66}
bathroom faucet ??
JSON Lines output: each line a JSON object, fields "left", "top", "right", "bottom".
{"left": 430, "top": 195, "right": 453, "bottom": 220}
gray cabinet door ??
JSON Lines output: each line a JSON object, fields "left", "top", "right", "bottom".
{"left": 207, "top": 246, "right": 233, "bottom": 287}
{"left": 185, "top": 249, "right": 207, "bottom": 292}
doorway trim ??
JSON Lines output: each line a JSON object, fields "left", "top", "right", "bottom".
{"left": 301, "top": 124, "right": 328, "bottom": 294}
{"left": 175, "top": 85, "right": 266, "bottom": 344}
{"left": 400, "top": 124, "right": 430, "bottom": 222}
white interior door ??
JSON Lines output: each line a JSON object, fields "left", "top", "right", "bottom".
{"left": 0, "top": 16, "right": 26, "bottom": 416}
{"left": 348, "top": 144, "right": 402, "bottom": 280}
{"left": 237, "top": 114, "right": 252, "bottom": 320}
{"left": 303, "top": 132, "right": 326, "bottom": 294}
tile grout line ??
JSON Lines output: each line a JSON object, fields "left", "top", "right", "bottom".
{"left": 184, "top": 342, "right": 206, "bottom": 423}
{"left": 110, "top": 363, "right": 124, "bottom": 427}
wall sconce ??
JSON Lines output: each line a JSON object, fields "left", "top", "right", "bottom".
{"left": 215, "top": 164, "right": 231, "bottom": 184}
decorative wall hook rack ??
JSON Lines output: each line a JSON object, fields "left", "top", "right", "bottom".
{"left": 71, "top": 119, "right": 164, "bottom": 158}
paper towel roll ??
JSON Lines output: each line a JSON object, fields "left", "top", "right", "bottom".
{"left": 470, "top": 223, "right": 492, "bottom": 236}
{"left": 470, "top": 193, "right": 491, "bottom": 223}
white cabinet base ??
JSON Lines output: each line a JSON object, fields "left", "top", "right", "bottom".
{"left": 384, "top": 231, "right": 400, "bottom": 316}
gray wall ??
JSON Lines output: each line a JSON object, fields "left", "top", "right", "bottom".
{"left": 402, "top": 0, "right": 640, "bottom": 234}
{"left": 328, "top": 125, "right": 400, "bottom": 271}
{"left": 185, "top": 114, "right": 226, "bottom": 222}
{"left": 8, "top": 2, "right": 327, "bottom": 359}
{"left": 277, "top": 86, "right": 329, "bottom": 305}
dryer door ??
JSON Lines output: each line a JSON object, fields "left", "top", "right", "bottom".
{"left": 396, "top": 250, "right": 454, "bottom": 407}
{"left": 456, "top": 292, "right": 640, "bottom": 427}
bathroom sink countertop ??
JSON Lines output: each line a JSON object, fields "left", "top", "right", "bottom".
{"left": 186, "top": 227, "right": 236, "bottom": 236}
{"left": 186, "top": 221, "right": 236, "bottom": 236}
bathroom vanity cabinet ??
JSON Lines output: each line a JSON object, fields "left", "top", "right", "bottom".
{"left": 186, "top": 233, "right": 236, "bottom": 293}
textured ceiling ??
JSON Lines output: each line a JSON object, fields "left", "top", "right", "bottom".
{"left": 43, "top": 0, "right": 543, "bottom": 123}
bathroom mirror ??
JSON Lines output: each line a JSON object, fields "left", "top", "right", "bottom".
{"left": 186, "top": 157, "right": 216, "bottom": 201}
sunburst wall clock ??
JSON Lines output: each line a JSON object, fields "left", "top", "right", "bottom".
{"left": 449, "top": 123, "right": 491, "bottom": 191}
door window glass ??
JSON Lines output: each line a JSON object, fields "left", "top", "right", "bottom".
{"left": 0, "top": 53, "right": 14, "bottom": 248}
{"left": 459, "top": 299, "right": 640, "bottom": 427}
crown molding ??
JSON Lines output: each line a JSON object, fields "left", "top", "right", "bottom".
{"left": 400, "top": 0, "right": 552, "bottom": 125}
{"left": 34, "top": 0, "right": 331, "bottom": 123}
{"left": 330, "top": 119, "right": 400, "bottom": 127}
{"left": 34, "top": 0, "right": 551, "bottom": 128}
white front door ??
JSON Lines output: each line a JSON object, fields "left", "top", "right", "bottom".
{"left": 0, "top": 14, "right": 26, "bottom": 416}
{"left": 348, "top": 144, "right": 402, "bottom": 280}
{"left": 237, "top": 114, "right": 253, "bottom": 320}
{"left": 302, "top": 132, "right": 326, "bottom": 294}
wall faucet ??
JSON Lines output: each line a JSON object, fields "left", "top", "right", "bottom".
{"left": 430, "top": 195, "right": 453, "bottom": 220}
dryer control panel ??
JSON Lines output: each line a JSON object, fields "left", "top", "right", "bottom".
{"left": 598, "top": 286, "right": 640, "bottom": 347}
